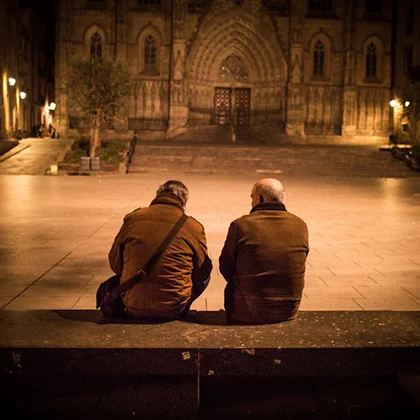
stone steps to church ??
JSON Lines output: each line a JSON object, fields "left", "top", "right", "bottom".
{"left": 128, "top": 143, "right": 419, "bottom": 177}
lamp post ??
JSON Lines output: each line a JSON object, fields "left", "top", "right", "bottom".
{"left": 389, "top": 99, "right": 397, "bottom": 144}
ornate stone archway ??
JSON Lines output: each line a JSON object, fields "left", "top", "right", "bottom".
{"left": 187, "top": 5, "right": 287, "bottom": 127}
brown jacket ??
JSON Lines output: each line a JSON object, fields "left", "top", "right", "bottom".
{"left": 219, "top": 202, "right": 309, "bottom": 324}
{"left": 109, "top": 194, "right": 212, "bottom": 318}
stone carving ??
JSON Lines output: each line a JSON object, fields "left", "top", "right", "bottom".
{"left": 173, "top": 49, "right": 184, "bottom": 80}
{"left": 219, "top": 54, "right": 249, "bottom": 81}
{"left": 290, "top": 53, "right": 301, "bottom": 84}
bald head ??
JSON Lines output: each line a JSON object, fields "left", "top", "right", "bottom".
{"left": 251, "top": 178, "right": 285, "bottom": 207}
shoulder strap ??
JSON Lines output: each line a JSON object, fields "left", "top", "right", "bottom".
{"left": 110, "top": 214, "right": 189, "bottom": 298}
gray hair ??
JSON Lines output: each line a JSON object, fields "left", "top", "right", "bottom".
{"left": 156, "top": 180, "right": 189, "bottom": 206}
{"left": 255, "top": 184, "right": 285, "bottom": 203}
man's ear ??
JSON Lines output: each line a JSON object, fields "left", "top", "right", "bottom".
{"left": 259, "top": 194, "right": 264, "bottom": 204}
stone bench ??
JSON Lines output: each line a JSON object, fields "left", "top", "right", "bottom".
{"left": 1, "top": 310, "right": 419, "bottom": 418}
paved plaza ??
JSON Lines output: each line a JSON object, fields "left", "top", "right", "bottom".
{"left": 0, "top": 160, "right": 420, "bottom": 312}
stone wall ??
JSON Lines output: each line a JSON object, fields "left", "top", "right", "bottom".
{"left": 55, "top": 0, "right": 393, "bottom": 144}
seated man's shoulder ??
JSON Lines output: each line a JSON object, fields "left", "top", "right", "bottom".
{"left": 123, "top": 207, "right": 143, "bottom": 221}
{"left": 187, "top": 215, "right": 206, "bottom": 232}
{"left": 287, "top": 211, "right": 308, "bottom": 227}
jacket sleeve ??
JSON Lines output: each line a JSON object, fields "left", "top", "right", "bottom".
{"left": 191, "top": 225, "right": 213, "bottom": 286}
{"left": 219, "top": 222, "right": 237, "bottom": 283}
{"left": 108, "top": 220, "right": 127, "bottom": 275}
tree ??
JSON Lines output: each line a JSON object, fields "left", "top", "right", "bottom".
{"left": 66, "top": 57, "right": 132, "bottom": 157}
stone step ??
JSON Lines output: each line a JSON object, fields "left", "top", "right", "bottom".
{"left": 128, "top": 143, "right": 419, "bottom": 177}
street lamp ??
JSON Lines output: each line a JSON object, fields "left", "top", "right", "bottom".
{"left": 389, "top": 99, "right": 397, "bottom": 108}
{"left": 8, "top": 77, "right": 16, "bottom": 86}
{"left": 404, "top": 101, "right": 410, "bottom": 107}
{"left": 20, "top": 91, "right": 26, "bottom": 100}
{"left": 49, "top": 102, "right": 56, "bottom": 111}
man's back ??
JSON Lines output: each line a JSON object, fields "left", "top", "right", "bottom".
{"left": 220, "top": 197, "right": 309, "bottom": 324}
{"left": 109, "top": 191, "right": 211, "bottom": 319}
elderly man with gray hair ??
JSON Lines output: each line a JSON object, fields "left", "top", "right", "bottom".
{"left": 109, "top": 180, "right": 212, "bottom": 320}
{"left": 219, "top": 178, "right": 309, "bottom": 324}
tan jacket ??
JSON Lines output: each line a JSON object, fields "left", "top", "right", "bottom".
{"left": 219, "top": 202, "right": 309, "bottom": 324}
{"left": 109, "top": 194, "right": 212, "bottom": 318}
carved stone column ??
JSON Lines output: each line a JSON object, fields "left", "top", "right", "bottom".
{"left": 113, "top": 0, "right": 130, "bottom": 135}
{"left": 167, "top": 0, "right": 189, "bottom": 138}
{"left": 342, "top": 0, "right": 357, "bottom": 136}
{"left": 286, "top": 0, "right": 305, "bottom": 138}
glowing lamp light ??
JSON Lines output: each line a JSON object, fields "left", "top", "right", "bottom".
{"left": 8, "top": 77, "right": 16, "bottom": 86}
{"left": 389, "top": 99, "right": 397, "bottom": 108}
{"left": 20, "top": 91, "right": 26, "bottom": 99}
{"left": 405, "top": 101, "right": 410, "bottom": 107}
{"left": 49, "top": 102, "right": 56, "bottom": 111}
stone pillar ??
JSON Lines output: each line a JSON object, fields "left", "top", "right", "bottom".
{"left": 167, "top": 0, "right": 189, "bottom": 138}
{"left": 341, "top": 0, "right": 357, "bottom": 136}
{"left": 55, "top": 0, "right": 71, "bottom": 138}
{"left": 286, "top": 0, "right": 305, "bottom": 139}
{"left": 113, "top": 0, "right": 130, "bottom": 136}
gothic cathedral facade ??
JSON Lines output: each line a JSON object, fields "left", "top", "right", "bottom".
{"left": 55, "top": 0, "right": 393, "bottom": 144}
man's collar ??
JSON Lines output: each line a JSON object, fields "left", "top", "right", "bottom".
{"left": 250, "top": 201, "right": 287, "bottom": 213}
{"left": 150, "top": 193, "right": 184, "bottom": 210}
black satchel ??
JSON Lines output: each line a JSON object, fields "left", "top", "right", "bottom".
{"left": 96, "top": 214, "right": 188, "bottom": 318}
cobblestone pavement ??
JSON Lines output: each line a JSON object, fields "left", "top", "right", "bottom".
{"left": 0, "top": 166, "right": 419, "bottom": 311}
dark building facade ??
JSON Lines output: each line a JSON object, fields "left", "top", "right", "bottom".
{"left": 0, "top": 0, "right": 55, "bottom": 139}
{"left": 391, "top": 0, "right": 420, "bottom": 144}
{"left": 55, "top": 0, "right": 394, "bottom": 144}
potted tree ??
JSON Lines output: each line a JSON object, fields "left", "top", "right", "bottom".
{"left": 65, "top": 56, "right": 132, "bottom": 170}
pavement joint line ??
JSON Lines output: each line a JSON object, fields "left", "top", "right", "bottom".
{"left": 353, "top": 299, "right": 365, "bottom": 310}
{"left": 402, "top": 287, "right": 419, "bottom": 299}
{"left": 1, "top": 214, "right": 119, "bottom": 310}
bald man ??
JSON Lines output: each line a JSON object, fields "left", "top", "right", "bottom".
{"left": 219, "top": 178, "right": 309, "bottom": 324}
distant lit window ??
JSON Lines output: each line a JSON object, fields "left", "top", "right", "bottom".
{"left": 309, "top": 0, "right": 333, "bottom": 13}
{"left": 90, "top": 32, "right": 102, "bottom": 60}
{"left": 406, "top": 2, "right": 414, "bottom": 35}
{"left": 365, "top": 43, "right": 377, "bottom": 78}
{"left": 404, "top": 45, "right": 413, "bottom": 73}
{"left": 313, "top": 40, "right": 325, "bottom": 77}
{"left": 144, "top": 35, "right": 156, "bottom": 68}
{"left": 366, "top": 0, "right": 382, "bottom": 14}
{"left": 137, "top": 0, "right": 162, "bottom": 5}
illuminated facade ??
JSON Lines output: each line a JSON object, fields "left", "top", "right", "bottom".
{"left": 55, "top": 0, "right": 394, "bottom": 144}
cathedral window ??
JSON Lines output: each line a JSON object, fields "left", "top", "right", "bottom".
{"left": 366, "top": 0, "right": 382, "bottom": 15}
{"left": 188, "top": 1, "right": 209, "bottom": 13}
{"left": 404, "top": 45, "right": 413, "bottom": 74}
{"left": 313, "top": 40, "right": 325, "bottom": 77}
{"left": 144, "top": 35, "right": 157, "bottom": 70}
{"left": 365, "top": 42, "right": 377, "bottom": 79}
{"left": 308, "top": 0, "right": 333, "bottom": 13}
{"left": 406, "top": 2, "right": 414, "bottom": 35}
{"left": 90, "top": 32, "right": 102, "bottom": 60}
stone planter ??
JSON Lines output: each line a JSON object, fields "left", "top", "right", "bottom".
{"left": 58, "top": 162, "right": 80, "bottom": 171}
{"left": 103, "top": 162, "right": 120, "bottom": 171}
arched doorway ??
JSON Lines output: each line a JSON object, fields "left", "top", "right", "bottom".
{"left": 187, "top": 8, "right": 287, "bottom": 130}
